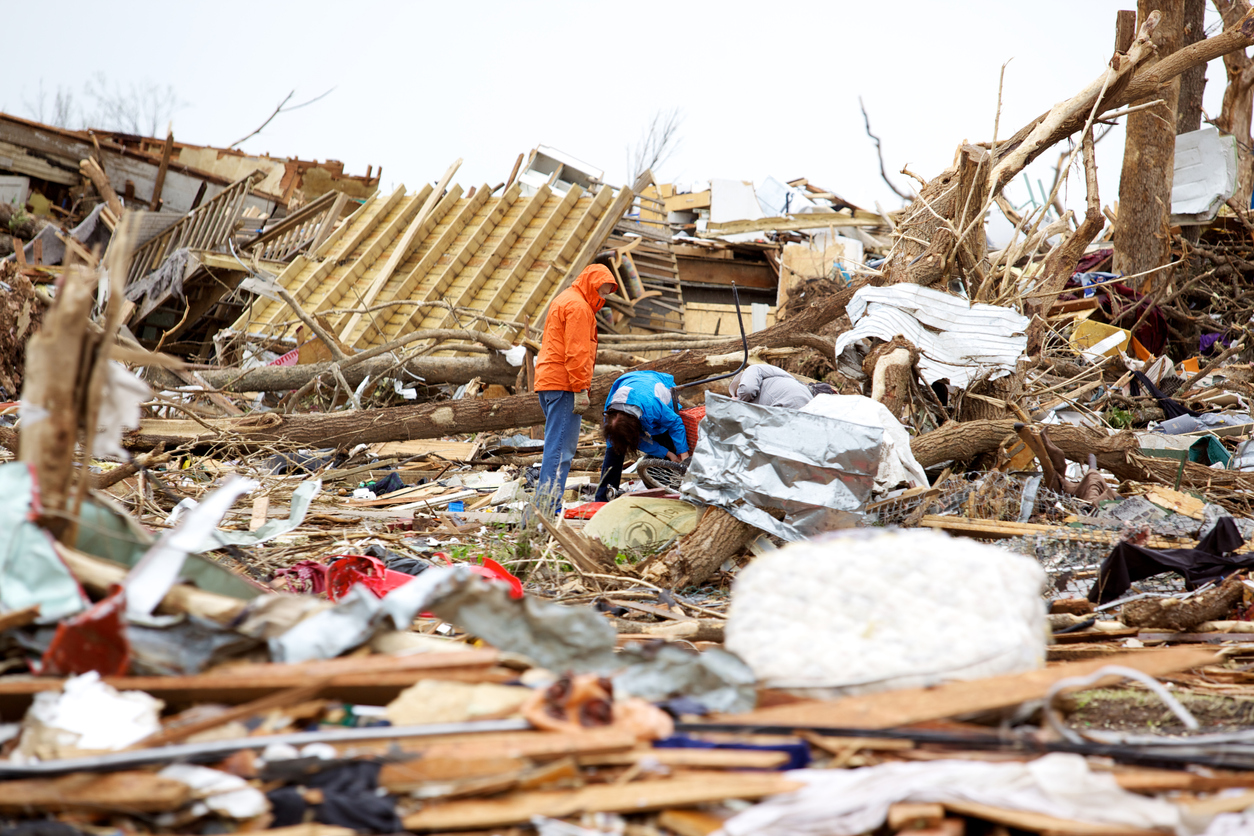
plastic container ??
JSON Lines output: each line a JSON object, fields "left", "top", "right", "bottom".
{"left": 679, "top": 406, "right": 705, "bottom": 452}
{"left": 448, "top": 501, "right": 465, "bottom": 512}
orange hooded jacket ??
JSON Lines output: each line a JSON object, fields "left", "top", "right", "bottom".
{"left": 535, "top": 264, "right": 617, "bottom": 392}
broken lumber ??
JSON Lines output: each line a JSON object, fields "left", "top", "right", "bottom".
{"left": 0, "top": 771, "right": 191, "bottom": 814}
{"left": 128, "top": 286, "right": 861, "bottom": 450}
{"left": 79, "top": 158, "right": 124, "bottom": 219}
{"left": 401, "top": 774, "right": 803, "bottom": 830}
{"left": 19, "top": 267, "right": 99, "bottom": 541}
{"left": 719, "top": 646, "right": 1216, "bottom": 728}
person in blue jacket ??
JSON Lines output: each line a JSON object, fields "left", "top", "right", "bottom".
{"left": 595, "top": 370, "right": 690, "bottom": 502}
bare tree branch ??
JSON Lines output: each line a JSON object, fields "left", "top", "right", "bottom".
{"left": 626, "top": 107, "right": 684, "bottom": 181}
{"left": 227, "top": 88, "right": 336, "bottom": 150}
{"left": 859, "top": 96, "right": 912, "bottom": 201}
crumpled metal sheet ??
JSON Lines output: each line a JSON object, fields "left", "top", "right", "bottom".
{"left": 833, "top": 284, "right": 1029, "bottom": 388}
{"left": 273, "top": 566, "right": 757, "bottom": 712}
{"left": 681, "top": 394, "right": 881, "bottom": 541}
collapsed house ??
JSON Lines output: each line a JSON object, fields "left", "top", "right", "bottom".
{"left": 12, "top": 6, "right": 1254, "bottom": 835}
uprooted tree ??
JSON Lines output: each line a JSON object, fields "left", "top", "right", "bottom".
{"left": 882, "top": 7, "right": 1254, "bottom": 302}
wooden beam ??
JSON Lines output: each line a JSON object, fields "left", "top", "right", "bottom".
{"left": 675, "top": 254, "right": 777, "bottom": 290}
{"left": 79, "top": 157, "right": 123, "bottom": 217}
{"left": 402, "top": 774, "right": 803, "bottom": 831}
{"left": 338, "top": 158, "right": 461, "bottom": 343}
{"left": 718, "top": 646, "right": 1218, "bottom": 729}
{"left": 478, "top": 185, "right": 580, "bottom": 320}
{"left": 386, "top": 186, "right": 497, "bottom": 339}
{"left": 533, "top": 184, "right": 630, "bottom": 328}
{"left": 700, "top": 210, "right": 886, "bottom": 237}
{"left": 149, "top": 126, "right": 173, "bottom": 211}
{"left": 431, "top": 183, "right": 541, "bottom": 332}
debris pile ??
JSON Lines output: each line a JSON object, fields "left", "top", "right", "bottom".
{"left": 13, "top": 8, "right": 1254, "bottom": 836}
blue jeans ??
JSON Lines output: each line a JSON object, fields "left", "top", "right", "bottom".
{"left": 536, "top": 390, "right": 581, "bottom": 513}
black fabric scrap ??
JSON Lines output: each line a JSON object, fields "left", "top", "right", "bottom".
{"left": 1088, "top": 516, "right": 1252, "bottom": 603}
{"left": 1128, "top": 370, "right": 1201, "bottom": 420}
{"left": 367, "top": 471, "right": 405, "bottom": 495}
{"left": 267, "top": 762, "right": 401, "bottom": 833}
{"left": 361, "top": 543, "right": 433, "bottom": 577}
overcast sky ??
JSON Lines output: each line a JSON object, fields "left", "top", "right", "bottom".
{"left": 2, "top": 1, "right": 1239, "bottom": 231}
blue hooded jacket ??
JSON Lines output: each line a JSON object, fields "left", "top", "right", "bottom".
{"left": 603, "top": 371, "right": 689, "bottom": 458}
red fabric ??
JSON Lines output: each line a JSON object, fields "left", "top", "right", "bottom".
{"left": 326, "top": 555, "right": 413, "bottom": 601}
{"left": 679, "top": 406, "right": 705, "bottom": 452}
{"left": 564, "top": 502, "right": 607, "bottom": 519}
{"left": 274, "top": 560, "right": 330, "bottom": 595}
{"left": 326, "top": 553, "right": 525, "bottom": 602}
{"left": 40, "top": 587, "right": 129, "bottom": 676}
{"left": 534, "top": 265, "right": 617, "bottom": 393}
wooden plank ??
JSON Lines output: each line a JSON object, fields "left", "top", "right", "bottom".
{"left": 360, "top": 185, "right": 465, "bottom": 343}
{"left": 369, "top": 439, "right": 479, "bottom": 460}
{"left": 534, "top": 183, "right": 634, "bottom": 328}
{"left": 0, "top": 771, "right": 192, "bottom": 814}
{"left": 477, "top": 185, "right": 579, "bottom": 320}
{"left": 0, "top": 605, "right": 40, "bottom": 633}
{"left": 318, "top": 188, "right": 430, "bottom": 328}
{"left": 917, "top": 515, "right": 1241, "bottom": 551}
{"left": 675, "top": 254, "right": 777, "bottom": 289}
{"left": 1143, "top": 486, "right": 1207, "bottom": 520}
{"left": 149, "top": 126, "right": 174, "bottom": 210}
{"left": 402, "top": 774, "right": 804, "bottom": 830}
{"left": 721, "top": 647, "right": 1218, "bottom": 729}
{"left": 385, "top": 187, "right": 496, "bottom": 340}
{"left": 943, "top": 800, "right": 1162, "bottom": 835}
{"left": 701, "top": 210, "right": 885, "bottom": 237}
{"left": 432, "top": 183, "right": 536, "bottom": 331}
{"left": 340, "top": 158, "right": 462, "bottom": 342}
{"left": 580, "top": 748, "right": 789, "bottom": 769}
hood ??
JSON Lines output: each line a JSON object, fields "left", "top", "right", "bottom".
{"left": 572, "top": 264, "right": 617, "bottom": 313}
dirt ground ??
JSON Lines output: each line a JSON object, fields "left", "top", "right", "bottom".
{"left": 1065, "top": 686, "right": 1254, "bottom": 733}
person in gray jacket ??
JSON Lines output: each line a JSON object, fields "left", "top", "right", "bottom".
{"left": 727, "top": 363, "right": 814, "bottom": 409}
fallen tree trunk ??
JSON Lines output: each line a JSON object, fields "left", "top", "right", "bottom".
{"left": 638, "top": 507, "right": 758, "bottom": 589}
{"left": 126, "top": 286, "right": 863, "bottom": 450}
{"left": 196, "top": 354, "right": 539, "bottom": 392}
{"left": 911, "top": 418, "right": 1254, "bottom": 494}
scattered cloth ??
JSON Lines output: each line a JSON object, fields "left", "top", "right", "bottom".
{"left": 1130, "top": 370, "right": 1200, "bottom": 420}
{"left": 268, "top": 762, "right": 401, "bottom": 834}
{"left": 717, "top": 754, "right": 1182, "bottom": 836}
{"left": 1088, "top": 516, "right": 1253, "bottom": 603}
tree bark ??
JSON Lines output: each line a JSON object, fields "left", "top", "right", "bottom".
{"left": 1216, "top": 0, "right": 1254, "bottom": 209}
{"left": 197, "top": 354, "right": 537, "bottom": 392}
{"left": 883, "top": 144, "right": 989, "bottom": 289}
{"left": 1177, "top": 0, "right": 1208, "bottom": 134}
{"left": 637, "top": 507, "right": 758, "bottom": 589}
{"left": 126, "top": 285, "right": 864, "bottom": 450}
{"left": 910, "top": 418, "right": 1254, "bottom": 494}
{"left": 1114, "top": 1, "right": 1184, "bottom": 287}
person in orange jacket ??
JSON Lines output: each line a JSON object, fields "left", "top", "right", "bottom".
{"left": 533, "top": 264, "right": 618, "bottom": 514}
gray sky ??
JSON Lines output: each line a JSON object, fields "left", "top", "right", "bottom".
{"left": 2, "top": 1, "right": 1238, "bottom": 229}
